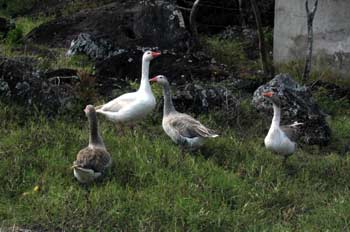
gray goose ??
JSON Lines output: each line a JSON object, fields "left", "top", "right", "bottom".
{"left": 72, "top": 105, "right": 112, "bottom": 183}
{"left": 262, "top": 91, "right": 303, "bottom": 163}
{"left": 150, "top": 75, "right": 218, "bottom": 153}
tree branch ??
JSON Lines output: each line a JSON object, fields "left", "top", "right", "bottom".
{"left": 190, "top": 0, "right": 201, "bottom": 48}
{"left": 303, "top": 0, "right": 318, "bottom": 82}
{"left": 249, "top": 0, "right": 274, "bottom": 78}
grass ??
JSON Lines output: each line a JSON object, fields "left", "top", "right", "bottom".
{"left": 1, "top": 14, "right": 350, "bottom": 232}
{"left": 202, "top": 36, "right": 260, "bottom": 77}
{"left": 0, "top": 0, "right": 37, "bottom": 17}
{"left": 1, "top": 96, "right": 350, "bottom": 231}
{"left": 277, "top": 59, "right": 350, "bottom": 87}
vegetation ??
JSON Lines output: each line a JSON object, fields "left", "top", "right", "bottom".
{"left": 0, "top": 0, "right": 37, "bottom": 17}
{"left": 203, "top": 36, "right": 260, "bottom": 76}
{"left": 1, "top": 6, "right": 350, "bottom": 231}
{"left": 1, "top": 90, "right": 350, "bottom": 231}
{"left": 277, "top": 59, "right": 350, "bottom": 87}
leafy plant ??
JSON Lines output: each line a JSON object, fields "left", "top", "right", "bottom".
{"left": 0, "top": 0, "right": 38, "bottom": 17}
{"left": 5, "top": 27, "right": 23, "bottom": 45}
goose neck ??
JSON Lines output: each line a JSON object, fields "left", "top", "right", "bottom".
{"left": 163, "top": 84, "right": 175, "bottom": 116}
{"left": 88, "top": 112, "right": 105, "bottom": 148}
{"left": 271, "top": 103, "right": 281, "bottom": 127}
{"left": 139, "top": 60, "right": 151, "bottom": 92}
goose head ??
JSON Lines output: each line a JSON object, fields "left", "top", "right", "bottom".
{"left": 143, "top": 50, "right": 161, "bottom": 62}
{"left": 262, "top": 90, "right": 282, "bottom": 107}
{"left": 84, "top": 104, "right": 96, "bottom": 117}
{"left": 149, "top": 75, "right": 169, "bottom": 86}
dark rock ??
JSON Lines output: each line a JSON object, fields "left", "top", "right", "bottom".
{"left": 94, "top": 50, "right": 234, "bottom": 98}
{"left": 218, "top": 25, "right": 242, "bottom": 40}
{"left": 0, "top": 17, "right": 14, "bottom": 37}
{"left": 172, "top": 82, "right": 239, "bottom": 115}
{"left": 67, "top": 33, "right": 127, "bottom": 59}
{"left": 25, "top": 1, "right": 190, "bottom": 52}
{"left": 45, "top": 68, "right": 78, "bottom": 79}
{"left": 252, "top": 73, "right": 331, "bottom": 145}
{"left": 0, "top": 57, "right": 78, "bottom": 114}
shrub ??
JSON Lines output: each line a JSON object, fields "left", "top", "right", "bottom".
{"left": 5, "top": 27, "right": 23, "bottom": 45}
{"left": 0, "top": 0, "right": 38, "bottom": 17}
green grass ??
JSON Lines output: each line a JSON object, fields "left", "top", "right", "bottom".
{"left": 1, "top": 99, "right": 350, "bottom": 231}
{"left": 202, "top": 36, "right": 260, "bottom": 77}
{"left": 0, "top": 0, "right": 37, "bottom": 17}
{"left": 277, "top": 59, "right": 350, "bottom": 87}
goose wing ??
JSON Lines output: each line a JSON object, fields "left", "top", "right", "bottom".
{"left": 96, "top": 92, "right": 138, "bottom": 112}
{"left": 74, "top": 147, "right": 111, "bottom": 172}
{"left": 280, "top": 122, "right": 303, "bottom": 142}
{"left": 167, "top": 114, "right": 218, "bottom": 138}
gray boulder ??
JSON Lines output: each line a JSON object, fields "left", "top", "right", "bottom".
{"left": 25, "top": 1, "right": 189, "bottom": 52}
{"left": 172, "top": 82, "right": 239, "bottom": 115}
{"left": 252, "top": 73, "right": 331, "bottom": 145}
{"left": 0, "top": 57, "right": 78, "bottom": 114}
{"left": 67, "top": 33, "right": 127, "bottom": 60}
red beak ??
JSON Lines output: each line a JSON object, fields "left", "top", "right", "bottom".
{"left": 262, "top": 91, "right": 274, "bottom": 97}
{"left": 151, "top": 51, "right": 161, "bottom": 58}
{"left": 149, "top": 76, "right": 158, "bottom": 82}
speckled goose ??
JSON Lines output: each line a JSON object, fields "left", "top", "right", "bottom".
{"left": 150, "top": 75, "right": 218, "bottom": 151}
{"left": 72, "top": 105, "right": 112, "bottom": 183}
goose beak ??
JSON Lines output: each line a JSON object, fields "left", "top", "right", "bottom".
{"left": 149, "top": 76, "right": 158, "bottom": 82}
{"left": 262, "top": 91, "right": 274, "bottom": 97}
{"left": 151, "top": 51, "right": 161, "bottom": 58}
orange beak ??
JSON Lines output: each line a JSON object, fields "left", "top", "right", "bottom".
{"left": 151, "top": 51, "right": 161, "bottom": 58}
{"left": 262, "top": 91, "right": 274, "bottom": 97}
{"left": 149, "top": 76, "right": 158, "bottom": 82}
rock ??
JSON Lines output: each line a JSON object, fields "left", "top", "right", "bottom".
{"left": 172, "top": 82, "right": 239, "bottom": 115}
{"left": 0, "top": 57, "right": 78, "bottom": 114}
{"left": 252, "top": 73, "right": 331, "bottom": 145}
{"left": 0, "top": 17, "right": 14, "bottom": 37}
{"left": 25, "top": 1, "right": 190, "bottom": 52}
{"left": 45, "top": 68, "right": 77, "bottom": 79}
{"left": 67, "top": 33, "right": 127, "bottom": 59}
{"left": 93, "top": 50, "right": 234, "bottom": 98}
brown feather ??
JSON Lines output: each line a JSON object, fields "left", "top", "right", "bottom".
{"left": 280, "top": 125, "right": 299, "bottom": 142}
{"left": 167, "top": 113, "right": 218, "bottom": 138}
{"left": 74, "top": 147, "right": 111, "bottom": 172}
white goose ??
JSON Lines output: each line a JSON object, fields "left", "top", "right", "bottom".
{"left": 262, "top": 91, "right": 303, "bottom": 163}
{"left": 95, "top": 50, "right": 161, "bottom": 124}
{"left": 150, "top": 75, "right": 218, "bottom": 153}
{"left": 72, "top": 105, "right": 112, "bottom": 184}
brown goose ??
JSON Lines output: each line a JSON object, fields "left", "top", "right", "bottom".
{"left": 262, "top": 91, "right": 303, "bottom": 163}
{"left": 72, "top": 105, "right": 112, "bottom": 183}
{"left": 150, "top": 75, "right": 218, "bottom": 152}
